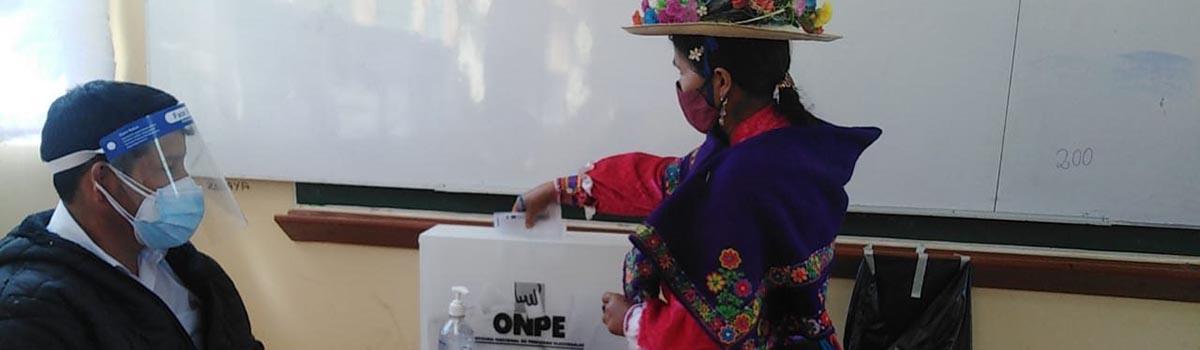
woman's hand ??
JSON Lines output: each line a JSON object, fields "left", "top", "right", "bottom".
{"left": 601, "top": 292, "right": 632, "bottom": 336}
{"left": 513, "top": 181, "right": 558, "bottom": 228}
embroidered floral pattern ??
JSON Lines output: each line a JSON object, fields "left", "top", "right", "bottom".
{"left": 683, "top": 289, "right": 699, "bottom": 302}
{"left": 773, "top": 308, "right": 837, "bottom": 341}
{"left": 656, "top": 254, "right": 674, "bottom": 270}
{"left": 707, "top": 272, "right": 727, "bottom": 293}
{"left": 734, "top": 314, "right": 753, "bottom": 334}
{"left": 710, "top": 318, "right": 726, "bottom": 331}
{"left": 623, "top": 248, "right": 660, "bottom": 303}
{"left": 556, "top": 172, "right": 598, "bottom": 209}
{"left": 720, "top": 248, "right": 743, "bottom": 269}
{"left": 735, "top": 279, "right": 753, "bottom": 297}
{"left": 662, "top": 154, "right": 686, "bottom": 196}
{"left": 767, "top": 244, "right": 834, "bottom": 287}
{"left": 764, "top": 284, "right": 840, "bottom": 348}
{"left": 645, "top": 234, "right": 663, "bottom": 249}
{"left": 720, "top": 326, "right": 738, "bottom": 343}
{"left": 768, "top": 268, "right": 789, "bottom": 285}
{"left": 791, "top": 266, "right": 808, "bottom": 282}
{"left": 623, "top": 248, "right": 639, "bottom": 296}
{"left": 633, "top": 225, "right": 763, "bottom": 345}
{"left": 629, "top": 225, "right": 837, "bottom": 347}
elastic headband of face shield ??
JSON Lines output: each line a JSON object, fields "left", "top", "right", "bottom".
{"left": 44, "top": 104, "right": 195, "bottom": 174}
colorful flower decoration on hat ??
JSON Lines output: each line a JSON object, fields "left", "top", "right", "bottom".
{"left": 799, "top": 0, "right": 832, "bottom": 34}
{"left": 631, "top": 0, "right": 833, "bottom": 35}
{"left": 751, "top": 0, "right": 775, "bottom": 13}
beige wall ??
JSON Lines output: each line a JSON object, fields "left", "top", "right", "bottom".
{"left": 192, "top": 180, "right": 422, "bottom": 349}
{"left": 0, "top": 1, "right": 1194, "bottom": 349}
{"left": 0, "top": 143, "right": 57, "bottom": 228}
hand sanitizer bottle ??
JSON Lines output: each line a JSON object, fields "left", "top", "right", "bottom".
{"left": 438, "top": 286, "right": 474, "bottom": 350}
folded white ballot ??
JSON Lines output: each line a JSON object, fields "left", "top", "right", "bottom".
{"left": 493, "top": 205, "right": 566, "bottom": 240}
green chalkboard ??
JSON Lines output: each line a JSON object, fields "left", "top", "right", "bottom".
{"left": 297, "top": 183, "right": 1200, "bottom": 256}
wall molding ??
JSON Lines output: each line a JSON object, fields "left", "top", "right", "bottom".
{"left": 275, "top": 209, "right": 1200, "bottom": 303}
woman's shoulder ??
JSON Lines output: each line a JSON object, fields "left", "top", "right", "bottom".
{"left": 722, "top": 122, "right": 880, "bottom": 175}
{"left": 736, "top": 121, "right": 880, "bottom": 155}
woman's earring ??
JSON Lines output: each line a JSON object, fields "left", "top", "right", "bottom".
{"left": 718, "top": 97, "right": 729, "bottom": 126}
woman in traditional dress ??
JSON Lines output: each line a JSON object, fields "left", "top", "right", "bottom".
{"left": 518, "top": 1, "right": 879, "bottom": 348}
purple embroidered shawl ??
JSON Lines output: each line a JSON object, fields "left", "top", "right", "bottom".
{"left": 624, "top": 121, "right": 881, "bottom": 348}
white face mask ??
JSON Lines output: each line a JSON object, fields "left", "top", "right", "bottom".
{"left": 94, "top": 167, "right": 206, "bottom": 249}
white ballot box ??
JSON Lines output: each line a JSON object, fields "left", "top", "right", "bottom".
{"left": 420, "top": 225, "right": 633, "bottom": 350}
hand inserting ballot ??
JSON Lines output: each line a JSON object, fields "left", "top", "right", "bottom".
{"left": 512, "top": 181, "right": 559, "bottom": 229}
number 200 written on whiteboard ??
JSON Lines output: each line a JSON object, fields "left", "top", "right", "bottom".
{"left": 1056, "top": 147, "right": 1093, "bottom": 170}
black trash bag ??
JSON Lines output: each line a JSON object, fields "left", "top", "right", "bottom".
{"left": 842, "top": 252, "right": 973, "bottom": 350}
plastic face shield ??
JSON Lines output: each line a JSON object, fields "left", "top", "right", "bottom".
{"left": 47, "top": 104, "right": 247, "bottom": 233}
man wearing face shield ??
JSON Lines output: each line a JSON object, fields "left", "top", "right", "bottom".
{"left": 0, "top": 81, "right": 263, "bottom": 350}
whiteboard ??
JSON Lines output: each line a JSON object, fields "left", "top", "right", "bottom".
{"left": 997, "top": 0, "right": 1200, "bottom": 227}
{"left": 148, "top": 0, "right": 699, "bottom": 193}
{"left": 790, "top": 0, "right": 1020, "bottom": 212}
{"left": 148, "top": 0, "right": 1200, "bottom": 228}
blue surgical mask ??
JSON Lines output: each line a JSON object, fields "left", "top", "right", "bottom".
{"left": 95, "top": 167, "right": 206, "bottom": 249}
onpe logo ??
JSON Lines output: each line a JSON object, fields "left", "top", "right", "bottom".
{"left": 493, "top": 282, "right": 566, "bottom": 338}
